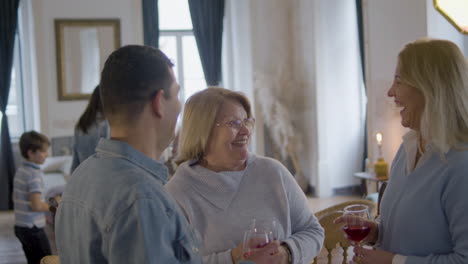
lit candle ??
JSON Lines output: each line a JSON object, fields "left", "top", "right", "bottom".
{"left": 375, "top": 132, "right": 383, "bottom": 147}
{"left": 374, "top": 131, "right": 388, "bottom": 179}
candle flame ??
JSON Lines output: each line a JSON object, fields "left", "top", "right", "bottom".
{"left": 376, "top": 132, "right": 383, "bottom": 146}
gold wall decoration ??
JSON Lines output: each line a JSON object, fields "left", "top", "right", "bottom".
{"left": 434, "top": 0, "right": 468, "bottom": 34}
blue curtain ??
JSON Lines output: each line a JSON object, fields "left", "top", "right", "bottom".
{"left": 142, "top": 0, "right": 159, "bottom": 48}
{"left": 0, "top": 0, "right": 20, "bottom": 210}
{"left": 188, "top": 0, "right": 225, "bottom": 86}
{"left": 356, "top": 0, "right": 368, "bottom": 172}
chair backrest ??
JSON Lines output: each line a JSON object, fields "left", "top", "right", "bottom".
{"left": 40, "top": 255, "right": 60, "bottom": 264}
{"left": 312, "top": 200, "right": 377, "bottom": 264}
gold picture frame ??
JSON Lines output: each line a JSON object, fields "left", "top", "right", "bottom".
{"left": 434, "top": 0, "right": 468, "bottom": 35}
{"left": 55, "top": 19, "right": 121, "bottom": 101}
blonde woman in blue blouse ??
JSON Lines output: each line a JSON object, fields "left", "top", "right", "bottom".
{"left": 338, "top": 38, "right": 468, "bottom": 264}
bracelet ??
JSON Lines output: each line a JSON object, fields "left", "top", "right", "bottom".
{"left": 281, "top": 242, "right": 292, "bottom": 264}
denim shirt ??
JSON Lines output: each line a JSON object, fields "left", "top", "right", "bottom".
{"left": 55, "top": 138, "right": 202, "bottom": 264}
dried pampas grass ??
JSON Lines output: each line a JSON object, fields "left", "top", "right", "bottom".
{"left": 254, "top": 71, "right": 295, "bottom": 160}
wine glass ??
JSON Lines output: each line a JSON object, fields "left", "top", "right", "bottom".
{"left": 342, "top": 204, "right": 371, "bottom": 263}
{"left": 253, "top": 218, "right": 279, "bottom": 241}
{"left": 342, "top": 204, "right": 371, "bottom": 244}
{"left": 242, "top": 228, "right": 270, "bottom": 259}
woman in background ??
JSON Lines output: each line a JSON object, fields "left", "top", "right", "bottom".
{"left": 166, "top": 87, "right": 324, "bottom": 264}
{"left": 71, "top": 85, "right": 109, "bottom": 172}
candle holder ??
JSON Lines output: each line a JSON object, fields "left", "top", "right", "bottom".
{"left": 374, "top": 132, "right": 389, "bottom": 179}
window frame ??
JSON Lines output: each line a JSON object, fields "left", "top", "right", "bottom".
{"left": 3, "top": 32, "right": 27, "bottom": 141}
{"left": 4, "top": 0, "right": 37, "bottom": 141}
{"left": 160, "top": 29, "right": 196, "bottom": 102}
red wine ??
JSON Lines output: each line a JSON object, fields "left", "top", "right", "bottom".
{"left": 343, "top": 226, "right": 370, "bottom": 242}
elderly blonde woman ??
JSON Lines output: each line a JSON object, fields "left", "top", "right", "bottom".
{"left": 337, "top": 39, "right": 468, "bottom": 264}
{"left": 166, "top": 87, "right": 324, "bottom": 264}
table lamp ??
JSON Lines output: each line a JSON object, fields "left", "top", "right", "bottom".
{"left": 374, "top": 132, "right": 389, "bottom": 179}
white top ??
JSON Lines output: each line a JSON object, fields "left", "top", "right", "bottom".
{"left": 166, "top": 153, "right": 324, "bottom": 264}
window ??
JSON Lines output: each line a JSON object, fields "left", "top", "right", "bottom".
{"left": 0, "top": 33, "right": 26, "bottom": 139}
{"left": 1, "top": 1, "right": 37, "bottom": 141}
{"left": 158, "top": 0, "right": 206, "bottom": 102}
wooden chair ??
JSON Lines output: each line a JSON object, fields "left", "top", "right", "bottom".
{"left": 312, "top": 200, "right": 377, "bottom": 264}
{"left": 40, "top": 255, "right": 60, "bottom": 264}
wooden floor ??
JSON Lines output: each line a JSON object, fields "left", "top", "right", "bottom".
{"left": 0, "top": 212, "right": 25, "bottom": 264}
{"left": 0, "top": 195, "right": 359, "bottom": 264}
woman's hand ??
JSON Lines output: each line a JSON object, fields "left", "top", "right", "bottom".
{"left": 232, "top": 236, "right": 269, "bottom": 262}
{"left": 54, "top": 195, "right": 62, "bottom": 203}
{"left": 244, "top": 241, "right": 285, "bottom": 264}
{"left": 233, "top": 240, "right": 287, "bottom": 264}
{"left": 277, "top": 244, "right": 290, "bottom": 264}
{"left": 231, "top": 242, "right": 244, "bottom": 263}
{"left": 333, "top": 215, "right": 379, "bottom": 244}
{"left": 353, "top": 246, "right": 395, "bottom": 264}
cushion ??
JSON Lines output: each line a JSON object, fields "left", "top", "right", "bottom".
{"left": 41, "top": 156, "right": 72, "bottom": 174}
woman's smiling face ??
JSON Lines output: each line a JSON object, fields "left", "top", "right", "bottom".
{"left": 387, "top": 63, "right": 425, "bottom": 131}
{"left": 203, "top": 100, "right": 252, "bottom": 170}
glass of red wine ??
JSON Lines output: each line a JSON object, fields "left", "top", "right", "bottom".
{"left": 342, "top": 204, "right": 371, "bottom": 245}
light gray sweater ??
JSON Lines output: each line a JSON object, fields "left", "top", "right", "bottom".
{"left": 166, "top": 154, "right": 324, "bottom": 264}
{"left": 379, "top": 142, "right": 468, "bottom": 263}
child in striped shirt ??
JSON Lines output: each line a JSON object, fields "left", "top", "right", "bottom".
{"left": 13, "top": 131, "right": 52, "bottom": 264}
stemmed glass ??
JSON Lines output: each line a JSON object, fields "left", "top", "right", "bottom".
{"left": 241, "top": 219, "right": 279, "bottom": 259}
{"left": 242, "top": 228, "right": 270, "bottom": 258}
{"left": 255, "top": 219, "right": 279, "bottom": 241}
{"left": 342, "top": 204, "right": 371, "bottom": 263}
{"left": 342, "top": 204, "right": 371, "bottom": 244}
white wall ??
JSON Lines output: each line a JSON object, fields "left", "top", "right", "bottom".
{"left": 242, "top": 0, "right": 364, "bottom": 196}
{"left": 365, "top": 0, "right": 468, "bottom": 167}
{"left": 294, "top": 0, "right": 319, "bottom": 192}
{"left": 31, "top": 0, "right": 143, "bottom": 137}
{"left": 309, "top": 0, "right": 365, "bottom": 196}
{"left": 364, "top": 0, "right": 427, "bottom": 166}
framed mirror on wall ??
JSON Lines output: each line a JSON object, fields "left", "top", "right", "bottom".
{"left": 434, "top": 0, "right": 468, "bottom": 34}
{"left": 55, "top": 19, "right": 121, "bottom": 101}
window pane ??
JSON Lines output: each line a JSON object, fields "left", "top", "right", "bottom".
{"left": 182, "top": 36, "right": 206, "bottom": 100}
{"left": 159, "top": 0, "right": 192, "bottom": 30}
{"left": 159, "top": 36, "right": 178, "bottom": 79}
{"left": 1, "top": 36, "right": 25, "bottom": 138}
{"left": 184, "top": 79, "right": 207, "bottom": 101}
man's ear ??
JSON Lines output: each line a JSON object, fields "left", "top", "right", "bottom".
{"left": 151, "top": 89, "right": 165, "bottom": 118}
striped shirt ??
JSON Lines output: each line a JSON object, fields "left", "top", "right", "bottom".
{"left": 13, "top": 161, "right": 46, "bottom": 228}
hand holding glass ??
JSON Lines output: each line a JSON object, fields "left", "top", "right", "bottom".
{"left": 242, "top": 219, "right": 279, "bottom": 258}
{"left": 242, "top": 229, "right": 270, "bottom": 258}
{"left": 342, "top": 204, "right": 371, "bottom": 245}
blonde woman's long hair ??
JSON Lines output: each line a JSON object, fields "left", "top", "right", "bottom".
{"left": 176, "top": 87, "right": 252, "bottom": 165}
{"left": 398, "top": 38, "right": 468, "bottom": 154}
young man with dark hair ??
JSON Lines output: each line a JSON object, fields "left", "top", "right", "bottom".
{"left": 14, "top": 131, "right": 52, "bottom": 264}
{"left": 55, "top": 45, "right": 202, "bottom": 263}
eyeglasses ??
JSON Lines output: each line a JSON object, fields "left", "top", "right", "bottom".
{"left": 215, "top": 117, "right": 256, "bottom": 130}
